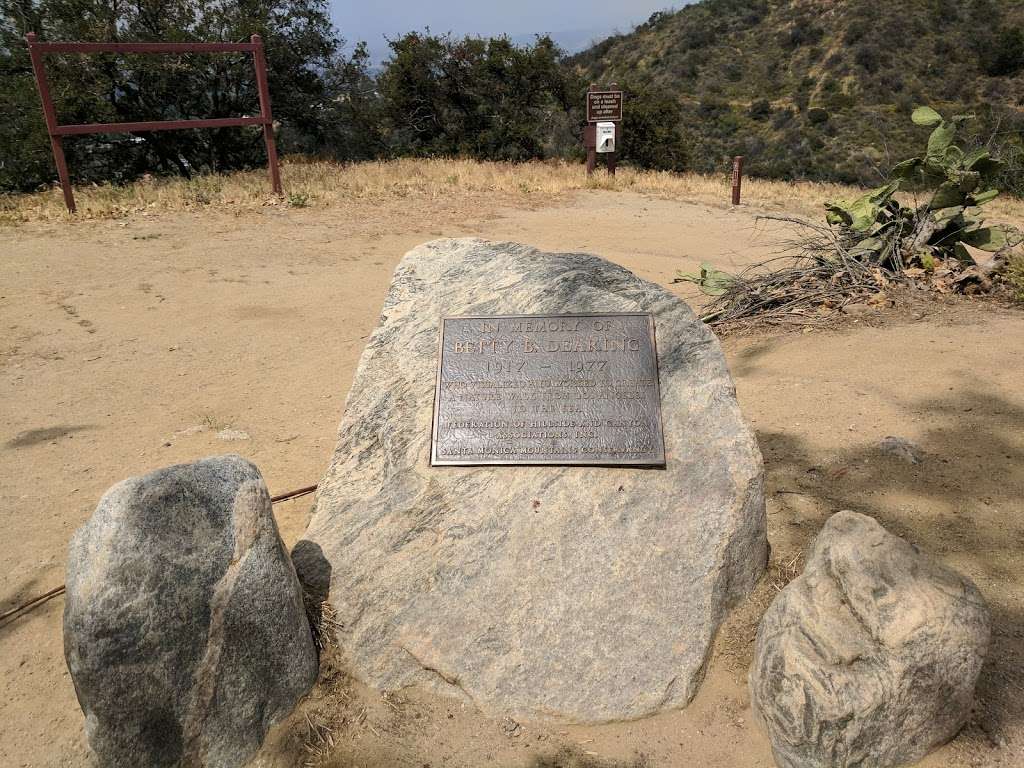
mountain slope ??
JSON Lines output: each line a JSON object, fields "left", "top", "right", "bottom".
{"left": 571, "top": 0, "right": 1024, "bottom": 186}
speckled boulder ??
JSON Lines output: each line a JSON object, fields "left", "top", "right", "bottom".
{"left": 64, "top": 455, "right": 318, "bottom": 768}
{"left": 750, "top": 511, "right": 990, "bottom": 768}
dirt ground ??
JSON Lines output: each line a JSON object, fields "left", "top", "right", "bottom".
{"left": 1, "top": 190, "right": 1022, "bottom": 768}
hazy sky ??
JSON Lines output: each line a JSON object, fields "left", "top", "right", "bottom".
{"left": 333, "top": 2, "right": 687, "bottom": 62}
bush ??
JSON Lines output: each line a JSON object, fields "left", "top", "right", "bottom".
{"left": 982, "top": 28, "right": 1024, "bottom": 76}
{"left": 807, "top": 108, "right": 830, "bottom": 125}
{"left": 748, "top": 99, "right": 772, "bottom": 120}
{"left": 620, "top": 85, "right": 689, "bottom": 172}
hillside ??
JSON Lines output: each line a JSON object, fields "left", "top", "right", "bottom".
{"left": 571, "top": 0, "right": 1024, "bottom": 186}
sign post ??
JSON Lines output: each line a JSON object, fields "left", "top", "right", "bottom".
{"left": 585, "top": 85, "right": 622, "bottom": 177}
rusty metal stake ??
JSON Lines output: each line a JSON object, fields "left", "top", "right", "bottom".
{"left": 26, "top": 32, "right": 76, "bottom": 213}
{"left": 251, "top": 34, "right": 282, "bottom": 196}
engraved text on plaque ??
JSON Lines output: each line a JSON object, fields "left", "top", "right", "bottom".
{"left": 431, "top": 313, "right": 666, "bottom": 466}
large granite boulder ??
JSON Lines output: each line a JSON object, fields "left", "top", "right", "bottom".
{"left": 297, "top": 238, "right": 766, "bottom": 723}
{"left": 750, "top": 511, "right": 990, "bottom": 768}
{"left": 64, "top": 455, "right": 319, "bottom": 768}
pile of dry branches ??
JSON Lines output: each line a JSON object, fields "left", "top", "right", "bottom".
{"left": 698, "top": 217, "right": 889, "bottom": 327}
{"left": 686, "top": 215, "right": 1017, "bottom": 330}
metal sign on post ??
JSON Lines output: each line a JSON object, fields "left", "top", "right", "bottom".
{"left": 25, "top": 33, "right": 283, "bottom": 214}
{"left": 586, "top": 90, "right": 623, "bottom": 123}
{"left": 585, "top": 85, "right": 623, "bottom": 176}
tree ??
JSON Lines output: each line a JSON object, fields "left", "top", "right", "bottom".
{"left": 620, "top": 85, "right": 689, "bottom": 172}
{"left": 315, "top": 42, "right": 383, "bottom": 162}
{"left": 1, "top": 0, "right": 342, "bottom": 192}
{"left": 982, "top": 28, "right": 1024, "bottom": 77}
{"left": 377, "top": 32, "right": 582, "bottom": 162}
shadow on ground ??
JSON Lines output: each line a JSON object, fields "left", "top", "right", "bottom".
{"left": 529, "top": 748, "right": 649, "bottom": 768}
{"left": 4, "top": 423, "right": 95, "bottom": 449}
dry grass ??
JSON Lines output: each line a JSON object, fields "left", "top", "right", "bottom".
{"left": 0, "top": 156, "right": 895, "bottom": 225}
{"left": 713, "top": 547, "right": 805, "bottom": 674}
{"left": 5, "top": 156, "right": 1023, "bottom": 228}
{"left": 1009, "top": 253, "right": 1024, "bottom": 303}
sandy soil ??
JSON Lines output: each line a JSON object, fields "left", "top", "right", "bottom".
{"left": 1, "top": 191, "right": 1022, "bottom": 768}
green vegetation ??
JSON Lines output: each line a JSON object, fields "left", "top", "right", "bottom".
{"left": 4, "top": 0, "right": 1023, "bottom": 195}
{"left": 287, "top": 191, "right": 310, "bottom": 208}
{"left": 571, "top": 0, "right": 1024, "bottom": 188}
{"left": 681, "top": 106, "right": 1022, "bottom": 327}
{"left": 375, "top": 33, "right": 577, "bottom": 162}
{"left": 1, "top": 5, "right": 686, "bottom": 193}
{"left": 825, "top": 107, "right": 1011, "bottom": 269}
{"left": 1, "top": 0, "right": 340, "bottom": 193}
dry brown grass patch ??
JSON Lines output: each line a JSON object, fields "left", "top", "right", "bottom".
{"left": 0, "top": 157, "right": 906, "bottom": 225}
{"left": 6, "top": 157, "right": 1023, "bottom": 232}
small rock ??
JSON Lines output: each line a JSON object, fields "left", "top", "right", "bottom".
{"left": 749, "top": 511, "right": 989, "bottom": 768}
{"left": 501, "top": 716, "right": 522, "bottom": 738}
{"left": 878, "top": 435, "right": 924, "bottom": 464}
{"left": 64, "top": 455, "right": 318, "bottom": 768}
{"left": 217, "top": 428, "right": 250, "bottom": 442}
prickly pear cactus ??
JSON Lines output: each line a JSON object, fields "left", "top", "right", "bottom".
{"left": 825, "top": 106, "right": 1016, "bottom": 269}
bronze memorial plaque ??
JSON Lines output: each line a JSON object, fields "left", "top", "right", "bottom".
{"left": 431, "top": 313, "right": 665, "bottom": 466}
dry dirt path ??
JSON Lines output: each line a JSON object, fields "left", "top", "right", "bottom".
{"left": 1, "top": 191, "right": 1022, "bottom": 767}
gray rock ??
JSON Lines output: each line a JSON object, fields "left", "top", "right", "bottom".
{"left": 749, "top": 511, "right": 989, "bottom": 768}
{"left": 878, "top": 435, "right": 924, "bottom": 464}
{"left": 64, "top": 455, "right": 318, "bottom": 768}
{"left": 297, "top": 238, "right": 766, "bottom": 723}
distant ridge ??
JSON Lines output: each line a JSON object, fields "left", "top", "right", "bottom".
{"left": 570, "top": 0, "right": 1024, "bottom": 185}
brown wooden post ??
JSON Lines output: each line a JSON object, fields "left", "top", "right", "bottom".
{"left": 608, "top": 82, "right": 618, "bottom": 177}
{"left": 585, "top": 84, "right": 597, "bottom": 176}
{"left": 251, "top": 34, "right": 282, "bottom": 195}
{"left": 26, "top": 32, "right": 76, "bottom": 213}
{"left": 731, "top": 155, "right": 744, "bottom": 206}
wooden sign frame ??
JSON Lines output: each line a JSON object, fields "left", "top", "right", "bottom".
{"left": 25, "top": 32, "right": 282, "bottom": 213}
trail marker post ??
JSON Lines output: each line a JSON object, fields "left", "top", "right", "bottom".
{"left": 25, "top": 32, "right": 283, "bottom": 213}
{"left": 585, "top": 84, "right": 622, "bottom": 176}
{"left": 731, "top": 155, "right": 745, "bottom": 206}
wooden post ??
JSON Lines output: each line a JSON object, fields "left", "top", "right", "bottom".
{"left": 26, "top": 32, "right": 76, "bottom": 213}
{"left": 251, "top": 34, "right": 282, "bottom": 195}
{"left": 586, "top": 84, "right": 597, "bottom": 176}
{"left": 731, "top": 155, "right": 744, "bottom": 206}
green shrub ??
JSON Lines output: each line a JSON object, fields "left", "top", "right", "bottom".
{"left": 620, "top": 85, "right": 689, "bottom": 172}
